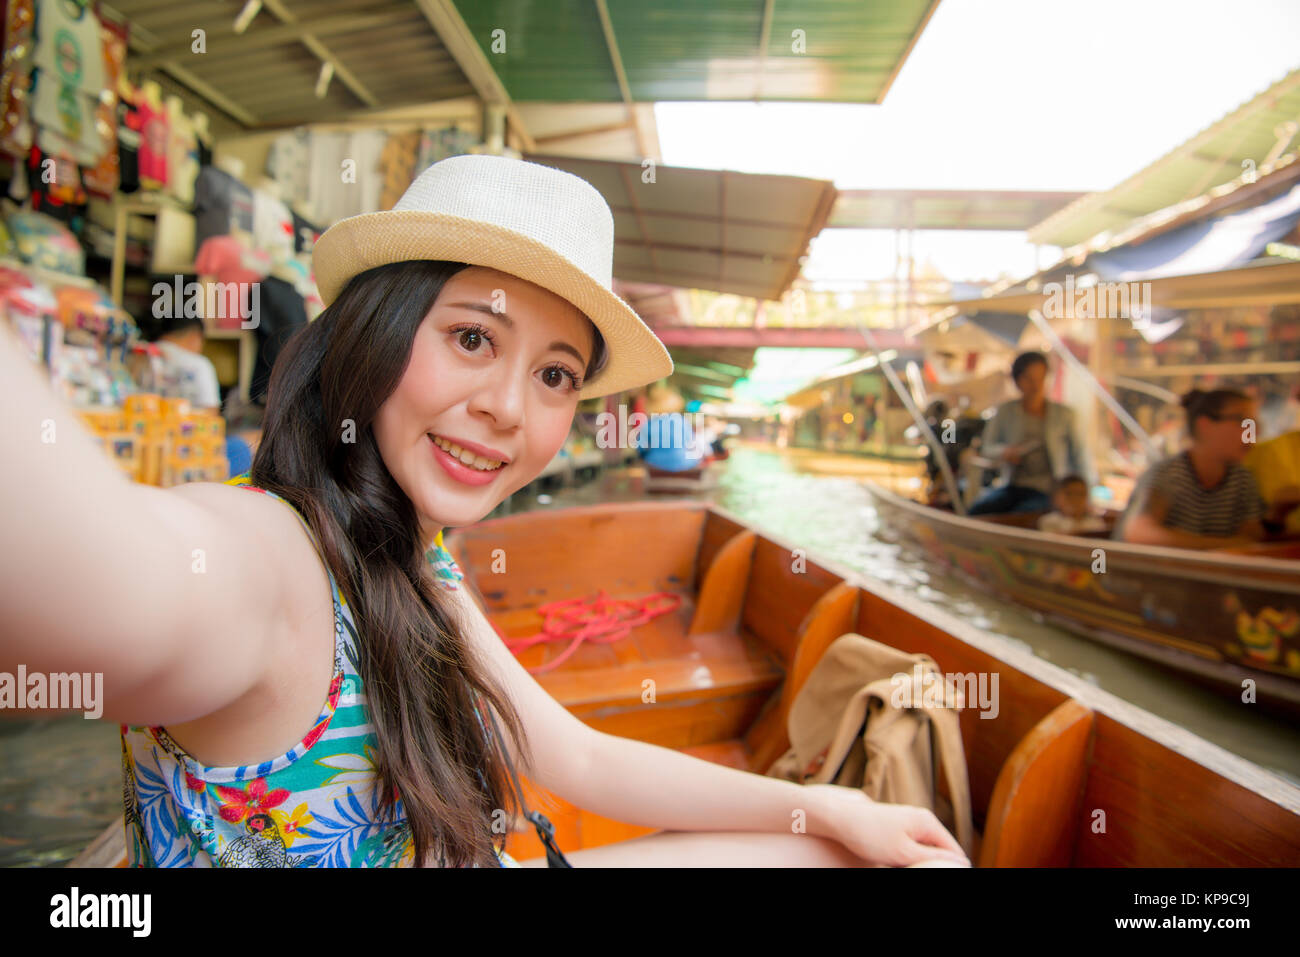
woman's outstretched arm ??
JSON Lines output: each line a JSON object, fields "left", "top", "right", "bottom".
{"left": 0, "top": 321, "right": 287, "bottom": 725}
{"left": 450, "top": 578, "right": 969, "bottom": 867}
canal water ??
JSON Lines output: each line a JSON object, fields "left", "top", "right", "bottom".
{"left": 4, "top": 441, "right": 1297, "bottom": 866}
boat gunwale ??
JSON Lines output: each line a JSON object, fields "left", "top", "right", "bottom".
{"left": 865, "top": 481, "right": 1300, "bottom": 590}
{"left": 453, "top": 498, "right": 1300, "bottom": 814}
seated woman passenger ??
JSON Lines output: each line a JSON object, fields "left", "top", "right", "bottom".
{"left": 1118, "top": 388, "right": 1267, "bottom": 549}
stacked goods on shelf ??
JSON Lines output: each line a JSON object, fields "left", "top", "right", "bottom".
{"left": 77, "top": 394, "right": 227, "bottom": 486}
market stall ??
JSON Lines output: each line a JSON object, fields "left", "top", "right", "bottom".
{"left": 0, "top": 0, "right": 490, "bottom": 487}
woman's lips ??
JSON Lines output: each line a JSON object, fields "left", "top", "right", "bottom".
{"left": 429, "top": 434, "right": 505, "bottom": 487}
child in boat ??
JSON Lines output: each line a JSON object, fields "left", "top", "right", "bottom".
{"left": 1117, "top": 388, "right": 1267, "bottom": 549}
{"left": 1038, "top": 475, "right": 1107, "bottom": 535}
{"left": 0, "top": 155, "right": 968, "bottom": 869}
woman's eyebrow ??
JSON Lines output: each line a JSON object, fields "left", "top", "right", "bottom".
{"left": 446, "top": 301, "right": 588, "bottom": 366}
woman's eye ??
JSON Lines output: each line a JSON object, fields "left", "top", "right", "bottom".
{"left": 459, "top": 329, "right": 484, "bottom": 350}
{"left": 542, "top": 366, "right": 580, "bottom": 392}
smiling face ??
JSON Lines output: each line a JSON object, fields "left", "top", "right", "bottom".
{"left": 372, "top": 267, "right": 596, "bottom": 544}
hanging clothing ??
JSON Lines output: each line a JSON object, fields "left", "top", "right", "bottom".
{"left": 30, "top": 0, "right": 105, "bottom": 165}
{"left": 252, "top": 187, "right": 295, "bottom": 260}
{"left": 120, "top": 476, "right": 520, "bottom": 868}
{"left": 81, "top": 15, "right": 127, "bottom": 199}
{"left": 305, "top": 129, "right": 349, "bottom": 226}
{"left": 247, "top": 275, "right": 307, "bottom": 404}
{"left": 265, "top": 128, "right": 310, "bottom": 207}
{"left": 33, "top": 0, "right": 105, "bottom": 95}
{"left": 193, "top": 164, "right": 254, "bottom": 243}
{"left": 378, "top": 130, "right": 420, "bottom": 211}
{"left": 166, "top": 105, "right": 198, "bottom": 205}
{"left": 30, "top": 67, "right": 102, "bottom": 163}
{"left": 290, "top": 208, "right": 322, "bottom": 254}
{"left": 135, "top": 93, "right": 168, "bottom": 187}
{"left": 116, "top": 92, "right": 141, "bottom": 193}
{"left": 349, "top": 128, "right": 385, "bottom": 214}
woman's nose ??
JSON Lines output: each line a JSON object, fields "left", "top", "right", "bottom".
{"left": 468, "top": 368, "right": 527, "bottom": 428}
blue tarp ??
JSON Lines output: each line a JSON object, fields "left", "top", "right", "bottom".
{"left": 1090, "top": 181, "right": 1300, "bottom": 281}
{"left": 967, "top": 311, "right": 1032, "bottom": 348}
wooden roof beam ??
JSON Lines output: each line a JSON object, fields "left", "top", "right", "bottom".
{"left": 413, "top": 0, "right": 534, "bottom": 153}
{"left": 260, "top": 0, "right": 379, "bottom": 109}
{"left": 594, "top": 0, "right": 647, "bottom": 160}
{"left": 130, "top": 9, "right": 410, "bottom": 69}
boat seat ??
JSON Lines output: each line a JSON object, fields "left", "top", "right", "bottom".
{"left": 489, "top": 525, "right": 784, "bottom": 749}
{"left": 977, "top": 698, "right": 1094, "bottom": 867}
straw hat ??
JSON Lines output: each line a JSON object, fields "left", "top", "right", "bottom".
{"left": 312, "top": 153, "right": 673, "bottom": 399}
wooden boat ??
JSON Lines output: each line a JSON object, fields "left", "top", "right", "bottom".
{"left": 643, "top": 461, "right": 718, "bottom": 494}
{"left": 71, "top": 500, "right": 1300, "bottom": 866}
{"left": 864, "top": 481, "right": 1300, "bottom": 717}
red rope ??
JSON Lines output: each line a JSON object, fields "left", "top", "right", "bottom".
{"left": 493, "top": 590, "right": 682, "bottom": 675}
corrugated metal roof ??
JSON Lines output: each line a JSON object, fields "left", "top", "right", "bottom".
{"left": 526, "top": 154, "right": 838, "bottom": 301}
{"left": 105, "top": 0, "right": 475, "bottom": 128}
{"left": 829, "top": 188, "right": 1085, "bottom": 231}
{"left": 456, "top": 0, "right": 942, "bottom": 103}
{"left": 1028, "top": 68, "right": 1300, "bottom": 248}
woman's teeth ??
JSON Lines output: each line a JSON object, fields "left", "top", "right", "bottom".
{"left": 431, "top": 435, "right": 505, "bottom": 471}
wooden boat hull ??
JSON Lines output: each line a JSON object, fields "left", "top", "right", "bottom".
{"left": 446, "top": 502, "right": 1300, "bottom": 865}
{"left": 863, "top": 482, "right": 1300, "bottom": 715}
{"left": 73, "top": 499, "right": 1300, "bottom": 867}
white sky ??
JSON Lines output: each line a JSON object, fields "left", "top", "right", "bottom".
{"left": 655, "top": 0, "right": 1300, "bottom": 283}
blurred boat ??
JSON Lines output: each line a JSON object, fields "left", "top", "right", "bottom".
{"left": 864, "top": 481, "right": 1300, "bottom": 717}
{"left": 73, "top": 501, "right": 1300, "bottom": 866}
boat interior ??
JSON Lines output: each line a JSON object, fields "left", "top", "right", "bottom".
{"left": 445, "top": 502, "right": 1300, "bottom": 866}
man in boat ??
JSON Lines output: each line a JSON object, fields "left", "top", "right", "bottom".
{"left": 967, "top": 351, "right": 1094, "bottom": 515}
{"left": 1117, "top": 388, "right": 1268, "bottom": 549}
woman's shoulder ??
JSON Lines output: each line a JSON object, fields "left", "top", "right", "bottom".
{"left": 164, "top": 477, "right": 301, "bottom": 538}
{"left": 163, "top": 478, "right": 327, "bottom": 600}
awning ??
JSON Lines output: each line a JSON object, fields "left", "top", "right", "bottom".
{"left": 454, "top": 0, "right": 942, "bottom": 104}
{"left": 829, "top": 189, "right": 1085, "bottom": 231}
{"left": 1028, "top": 68, "right": 1300, "bottom": 248}
{"left": 1090, "top": 182, "right": 1300, "bottom": 281}
{"left": 105, "top": 0, "right": 478, "bottom": 131}
{"left": 107, "top": 0, "right": 943, "bottom": 137}
{"left": 917, "top": 258, "right": 1300, "bottom": 320}
{"left": 525, "top": 154, "right": 838, "bottom": 301}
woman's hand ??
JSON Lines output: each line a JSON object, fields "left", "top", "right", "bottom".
{"left": 807, "top": 784, "right": 970, "bottom": 868}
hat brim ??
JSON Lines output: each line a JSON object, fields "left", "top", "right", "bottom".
{"left": 312, "top": 210, "right": 673, "bottom": 400}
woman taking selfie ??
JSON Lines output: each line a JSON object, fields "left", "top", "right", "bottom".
{"left": 0, "top": 156, "right": 968, "bottom": 868}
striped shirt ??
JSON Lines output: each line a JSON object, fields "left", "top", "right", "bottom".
{"left": 1120, "top": 452, "right": 1267, "bottom": 540}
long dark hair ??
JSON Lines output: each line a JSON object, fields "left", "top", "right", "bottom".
{"left": 1182, "top": 387, "right": 1249, "bottom": 440}
{"left": 249, "top": 259, "right": 605, "bottom": 867}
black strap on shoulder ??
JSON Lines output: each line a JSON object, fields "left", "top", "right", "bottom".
{"left": 484, "top": 704, "right": 572, "bottom": 868}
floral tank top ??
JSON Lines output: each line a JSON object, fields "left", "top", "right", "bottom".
{"left": 119, "top": 475, "right": 520, "bottom": 868}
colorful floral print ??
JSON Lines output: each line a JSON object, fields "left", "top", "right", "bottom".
{"left": 120, "top": 475, "right": 520, "bottom": 868}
